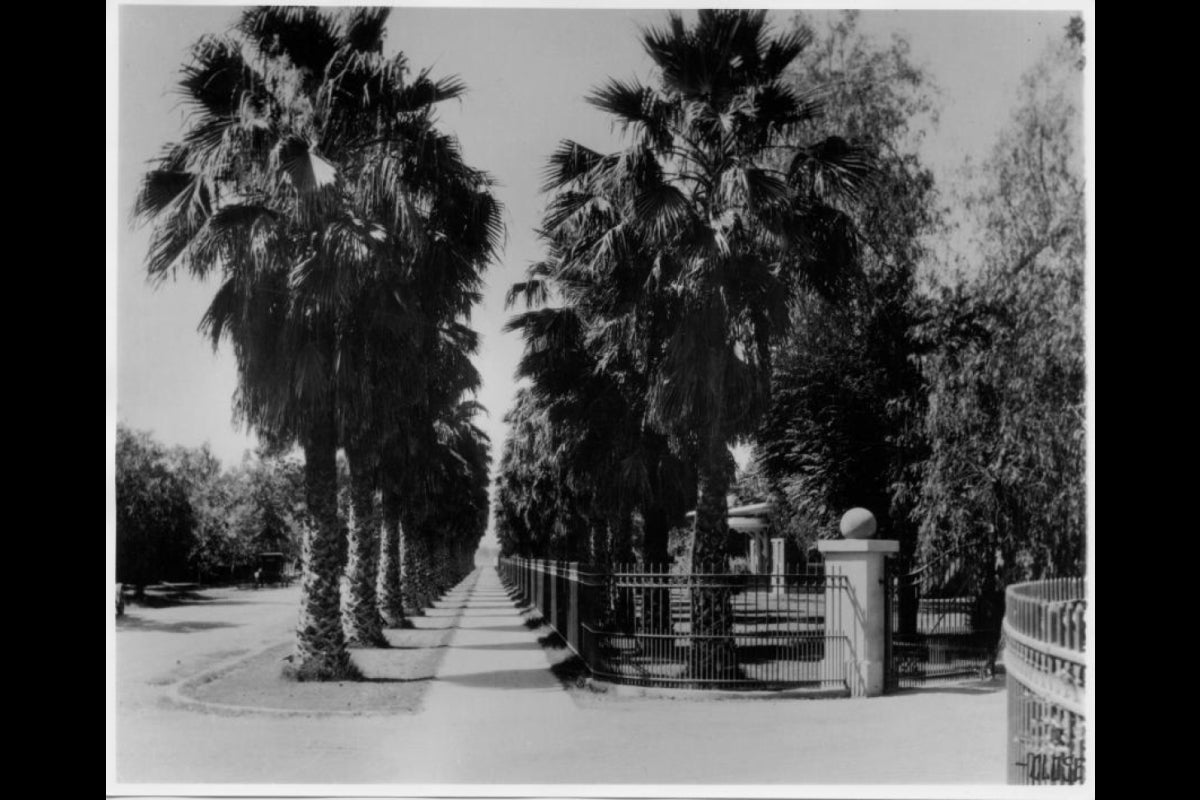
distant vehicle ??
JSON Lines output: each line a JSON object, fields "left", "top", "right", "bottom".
{"left": 257, "top": 552, "right": 286, "bottom": 586}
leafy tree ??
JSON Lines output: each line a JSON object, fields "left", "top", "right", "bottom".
{"left": 534, "top": 10, "right": 870, "bottom": 680}
{"left": 754, "top": 11, "right": 941, "bottom": 564}
{"left": 116, "top": 426, "right": 195, "bottom": 596}
{"left": 225, "top": 449, "right": 306, "bottom": 571}
{"left": 168, "top": 443, "right": 241, "bottom": 583}
{"left": 911, "top": 19, "right": 1086, "bottom": 638}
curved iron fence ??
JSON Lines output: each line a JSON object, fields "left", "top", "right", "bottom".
{"left": 500, "top": 556, "right": 848, "bottom": 691}
{"left": 1004, "top": 577, "right": 1087, "bottom": 785}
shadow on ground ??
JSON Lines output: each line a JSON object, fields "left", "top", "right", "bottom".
{"left": 437, "top": 667, "right": 563, "bottom": 691}
{"left": 120, "top": 584, "right": 296, "bottom": 610}
{"left": 888, "top": 676, "right": 1006, "bottom": 696}
{"left": 471, "top": 623, "right": 532, "bottom": 633}
{"left": 454, "top": 641, "right": 542, "bottom": 651}
{"left": 117, "top": 617, "right": 240, "bottom": 634}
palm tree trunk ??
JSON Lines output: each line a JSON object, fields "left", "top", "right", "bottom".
{"left": 341, "top": 446, "right": 388, "bottom": 647}
{"left": 640, "top": 503, "right": 674, "bottom": 632}
{"left": 585, "top": 509, "right": 616, "bottom": 627}
{"left": 688, "top": 431, "right": 739, "bottom": 683}
{"left": 433, "top": 538, "right": 451, "bottom": 595}
{"left": 610, "top": 510, "right": 635, "bottom": 632}
{"left": 291, "top": 408, "right": 356, "bottom": 680}
{"left": 377, "top": 483, "right": 408, "bottom": 628}
{"left": 402, "top": 518, "right": 435, "bottom": 613}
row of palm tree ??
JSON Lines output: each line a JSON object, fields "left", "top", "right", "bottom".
{"left": 135, "top": 7, "right": 499, "bottom": 679}
{"left": 497, "top": 11, "right": 873, "bottom": 681}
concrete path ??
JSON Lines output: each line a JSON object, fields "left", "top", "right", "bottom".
{"left": 387, "top": 567, "right": 1009, "bottom": 785}
{"left": 113, "top": 564, "right": 1008, "bottom": 786}
{"left": 379, "top": 566, "right": 581, "bottom": 781}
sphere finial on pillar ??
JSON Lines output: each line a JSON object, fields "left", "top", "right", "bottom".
{"left": 839, "top": 507, "right": 877, "bottom": 540}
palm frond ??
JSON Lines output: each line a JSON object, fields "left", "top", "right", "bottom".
{"left": 789, "top": 136, "right": 877, "bottom": 204}
{"left": 719, "top": 166, "right": 790, "bottom": 215}
{"left": 396, "top": 69, "right": 468, "bottom": 111}
{"left": 178, "top": 35, "right": 255, "bottom": 119}
{"left": 586, "top": 78, "right": 671, "bottom": 146}
{"left": 272, "top": 135, "right": 339, "bottom": 192}
{"left": 542, "top": 140, "right": 605, "bottom": 192}
{"left": 787, "top": 204, "right": 866, "bottom": 302}
{"left": 341, "top": 7, "right": 390, "bottom": 54}
{"left": 633, "top": 183, "right": 692, "bottom": 240}
{"left": 133, "top": 147, "right": 196, "bottom": 222}
{"left": 239, "top": 6, "right": 339, "bottom": 75}
{"left": 761, "top": 27, "right": 812, "bottom": 79}
{"left": 506, "top": 278, "right": 550, "bottom": 310}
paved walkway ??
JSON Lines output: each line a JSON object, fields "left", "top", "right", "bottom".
{"left": 394, "top": 567, "right": 1009, "bottom": 785}
{"left": 114, "top": 565, "right": 1008, "bottom": 785}
{"left": 383, "top": 567, "right": 582, "bottom": 781}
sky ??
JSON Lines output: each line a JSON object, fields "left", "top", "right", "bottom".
{"left": 109, "top": 2, "right": 1090, "bottom": 525}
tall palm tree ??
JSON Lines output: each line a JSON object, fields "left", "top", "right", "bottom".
{"left": 537, "top": 10, "right": 871, "bottom": 680}
{"left": 377, "top": 320, "right": 489, "bottom": 613}
{"left": 337, "top": 136, "right": 500, "bottom": 646}
{"left": 507, "top": 245, "right": 697, "bottom": 571}
{"left": 133, "top": 6, "right": 495, "bottom": 678}
{"left": 376, "top": 470, "right": 409, "bottom": 628}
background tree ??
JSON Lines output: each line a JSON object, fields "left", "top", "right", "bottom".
{"left": 116, "top": 426, "right": 195, "bottom": 597}
{"left": 168, "top": 443, "right": 240, "bottom": 584}
{"left": 754, "top": 11, "right": 941, "bottom": 566}
{"left": 910, "top": 19, "right": 1086, "bottom": 639}
{"left": 236, "top": 449, "right": 306, "bottom": 563}
{"left": 117, "top": 429, "right": 308, "bottom": 592}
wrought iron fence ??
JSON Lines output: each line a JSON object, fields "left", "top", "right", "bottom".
{"left": 885, "top": 556, "right": 1002, "bottom": 690}
{"left": 500, "top": 557, "right": 848, "bottom": 690}
{"left": 1004, "top": 577, "right": 1087, "bottom": 785}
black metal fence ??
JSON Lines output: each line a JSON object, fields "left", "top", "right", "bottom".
{"left": 1004, "top": 577, "right": 1086, "bottom": 785}
{"left": 885, "top": 557, "right": 1002, "bottom": 690}
{"left": 500, "top": 557, "right": 849, "bottom": 690}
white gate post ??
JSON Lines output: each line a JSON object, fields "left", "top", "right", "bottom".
{"left": 819, "top": 532, "right": 899, "bottom": 697}
{"left": 770, "top": 537, "right": 786, "bottom": 594}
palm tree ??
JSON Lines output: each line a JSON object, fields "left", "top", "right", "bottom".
{"left": 537, "top": 10, "right": 871, "bottom": 681}
{"left": 507, "top": 245, "right": 698, "bottom": 572}
{"left": 133, "top": 6, "right": 494, "bottom": 678}
{"left": 494, "top": 387, "right": 593, "bottom": 561}
{"left": 428, "top": 398, "right": 493, "bottom": 581}
{"left": 373, "top": 319, "right": 490, "bottom": 613}
{"left": 376, "top": 450, "right": 410, "bottom": 628}
{"left": 337, "top": 149, "right": 499, "bottom": 646}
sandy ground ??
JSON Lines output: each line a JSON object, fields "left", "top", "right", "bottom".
{"left": 113, "top": 565, "right": 1008, "bottom": 787}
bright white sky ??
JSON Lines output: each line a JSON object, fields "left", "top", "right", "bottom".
{"left": 110, "top": 2, "right": 1088, "bottom": 490}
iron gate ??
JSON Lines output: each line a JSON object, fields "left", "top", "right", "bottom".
{"left": 884, "top": 556, "right": 1002, "bottom": 691}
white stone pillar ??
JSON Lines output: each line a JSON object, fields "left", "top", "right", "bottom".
{"left": 818, "top": 539, "right": 900, "bottom": 697}
{"left": 770, "top": 537, "right": 786, "bottom": 594}
{"left": 749, "top": 535, "right": 762, "bottom": 573}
